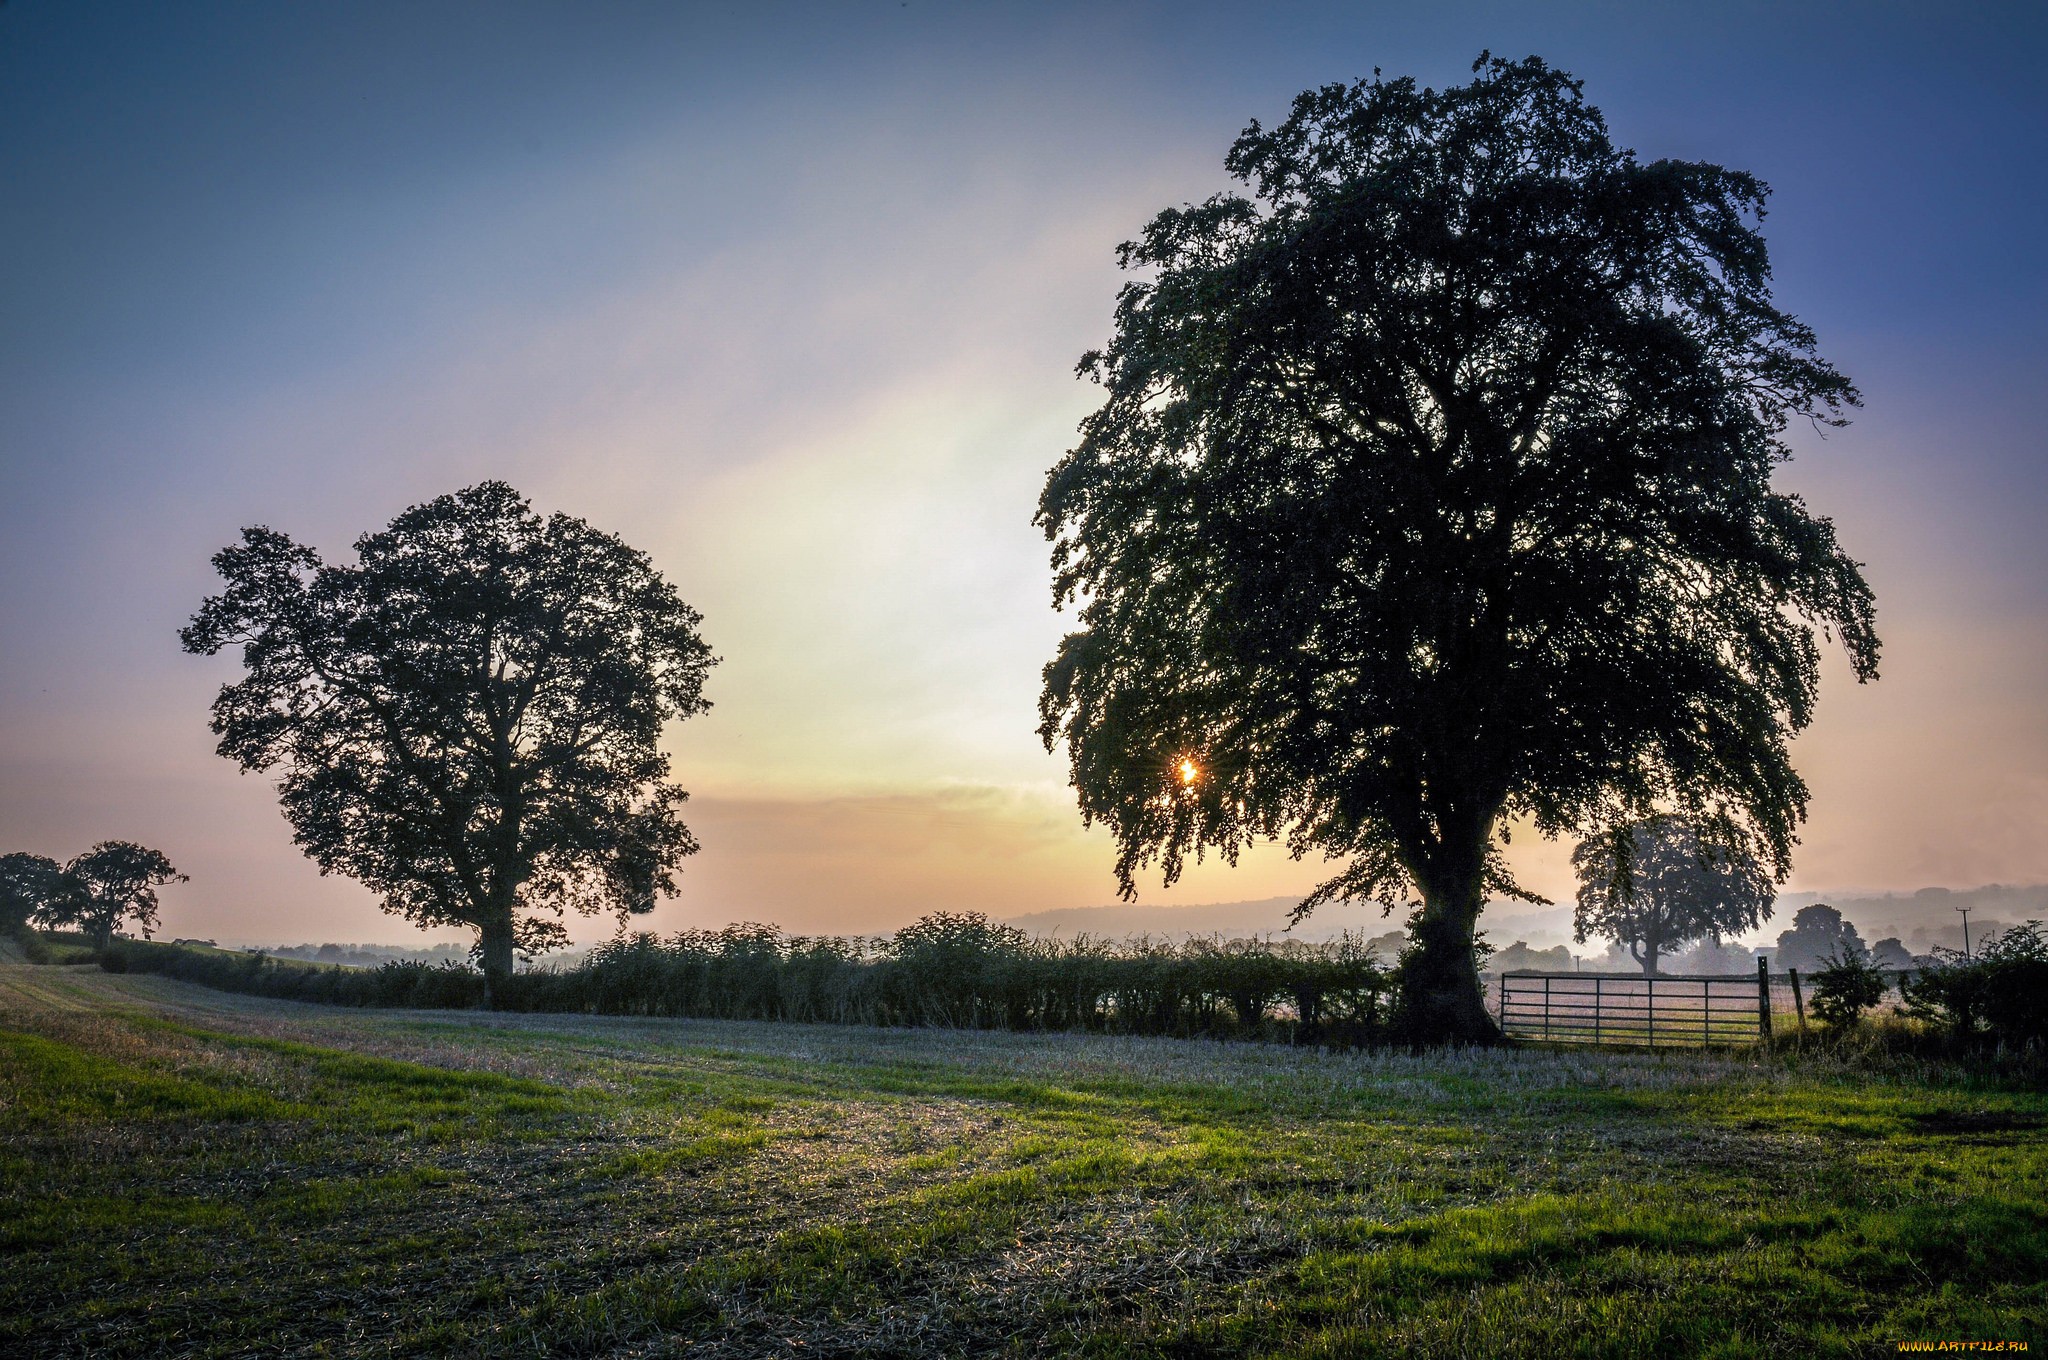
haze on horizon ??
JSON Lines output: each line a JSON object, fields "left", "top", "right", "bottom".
{"left": 3, "top": 2, "right": 2045, "bottom": 950}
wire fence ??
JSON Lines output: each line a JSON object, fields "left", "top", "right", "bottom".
{"left": 1493, "top": 964, "right": 1912, "bottom": 1047}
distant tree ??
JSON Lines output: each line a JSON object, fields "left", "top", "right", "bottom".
{"left": 181, "top": 482, "right": 716, "bottom": 1003}
{"left": 0, "top": 853, "right": 69, "bottom": 937}
{"left": 1486, "top": 940, "right": 1573, "bottom": 974}
{"left": 1361, "top": 929, "right": 1408, "bottom": 964}
{"left": 1869, "top": 936, "right": 1914, "bottom": 971}
{"left": 1035, "top": 55, "right": 1879, "bottom": 1043}
{"left": 1772, "top": 903, "right": 1865, "bottom": 974}
{"left": 1572, "top": 816, "right": 1775, "bottom": 977}
{"left": 1666, "top": 936, "right": 1759, "bottom": 976}
{"left": 35, "top": 842, "right": 186, "bottom": 949}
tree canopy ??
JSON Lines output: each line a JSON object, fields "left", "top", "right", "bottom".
{"left": 1571, "top": 816, "right": 1774, "bottom": 976}
{"left": 32, "top": 842, "right": 185, "bottom": 948}
{"left": 0, "top": 853, "right": 68, "bottom": 937}
{"left": 1036, "top": 55, "right": 1879, "bottom": 1040}
{"left": 181, "top": 482, "right": 716, "bottom": 999}
{"left": 1772, "top": 903, "right": 1867, "bottom": 974}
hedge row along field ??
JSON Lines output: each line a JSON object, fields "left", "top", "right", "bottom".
{"left": 95, "top": 913, "right": 1396, "bottom": 1044}
{"left": 84, "top": 914, "right": 2048, "bottom": 1055}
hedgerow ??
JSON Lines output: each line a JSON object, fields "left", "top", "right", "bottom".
{"left": 88, "top": 913, "right": 1391, "bottom": 1044}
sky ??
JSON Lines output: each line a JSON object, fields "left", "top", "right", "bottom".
{"left": 2, "top": 1, "right": 2044, "bottom": 949}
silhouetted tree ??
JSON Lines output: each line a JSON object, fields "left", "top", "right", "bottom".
{"left": 0, "top": 853, "right": 68, "bottom": 937}
{"left": 181, "top": 482, "right": 716, "bottom": 1003}
{"left": 33, "top": 842, "right": 185, "bottom": 948}
{"left": 1772, "top": 903, "right": 1865, "bottom": 974}
{"left": 1572, "top": 816, "right": 1774, "bottom": 976}
{"left": 1037, "top": 55, "right": 1879, "bottom": 1042}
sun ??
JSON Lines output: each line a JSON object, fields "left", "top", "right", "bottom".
{"left": 1178, "top": 757, "right": 1199, "bottom": 787}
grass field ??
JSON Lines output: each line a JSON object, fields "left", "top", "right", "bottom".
{"left": 2, "top": 963, "right": 2042, "bottom": 1358}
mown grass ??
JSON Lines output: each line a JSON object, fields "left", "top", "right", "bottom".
{"left": 0, "top": 964, "right": 2041, "bottom": 1358}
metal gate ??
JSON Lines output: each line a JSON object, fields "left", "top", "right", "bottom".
{"left": 1495, "top": 966, "right": 1780, "bottom": 1046}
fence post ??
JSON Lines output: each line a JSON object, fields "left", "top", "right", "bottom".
{"left": 1543, "top": 975, "right": 1552, "bottom": 1041}
{"left": 1789, "top": 968, "right": 1806, "bottom": 1030}
{"left": 1703, "top": 977, "right": 1711, "bottom": 1046}
{"left": 1756, "top": 957, "right": 1771, "bottom": 1044}
{"left": 1594, "top": 975, "right": 1602, "bottom": 1047}
{"left": 1647, "top": 974, "right": 1656, "bottom": 1047}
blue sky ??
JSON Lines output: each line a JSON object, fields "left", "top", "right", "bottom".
{"left": 2, "top": 1, "right": 2043, "bottom": 945}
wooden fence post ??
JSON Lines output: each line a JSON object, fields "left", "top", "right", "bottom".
{"left": 1647, "top": 974, "right": 1656, "bottom": 1047}
{"left": 1789, "top": 968, "right": 1806, "bottom": 1030}
{"left": 1593, "top": 975, "right": 1602, "bottom": 1047}
{"left": 1543, "top": 975, "right": 1552, "bottom": 1041}
{"left": 1756, "top": 957, "right": 1771, "bottom": 1044}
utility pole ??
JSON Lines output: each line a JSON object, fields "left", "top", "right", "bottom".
{"left": 1956, "top": 904, "right": 1973, "bottom": 957}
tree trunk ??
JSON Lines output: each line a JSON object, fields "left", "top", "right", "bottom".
{"left": 1397, "top": 901, "right": 1501, "bottom": 1044}
{"left": 1641, "top": 935, "right": 1660, "bottom": 978}
{"left": 478, "top": 910, "right": 515, "bottom": 1008}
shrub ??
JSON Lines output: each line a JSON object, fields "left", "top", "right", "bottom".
{"left": 88, "top": 914, "right": 1399, "bottom": 1046}
{"left": 1808, "top": 948, "right": 1887, "bottom": 1029}
{"left": 92, "top": 938, "right": 487, "bottom": 1009}
{"left": 25, "top": 930, "right": 96, "bottom": 965}
{"left": 1903, "top": 921, "right": 2048, "bottom": 1048}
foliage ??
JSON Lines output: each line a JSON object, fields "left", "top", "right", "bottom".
{"left": 1482, "top": 940, "right": 1573, "bottom": 973}
{"left": 1035, "top": 55, "right": 1879, "bottom": 1045}
{"left": 1571, "top": 816, "right": 1774, "bottom": 976}
{"left": 1772, "top": 902, "right": 1867, "bottom": 974}
{"left": 96, "top": 938, "right": 489, "bottom": 1007}
{"left": 1807, "top": 946, "right": 1888, "bottom": 1029}
{"left": 180, "top": 482, "right": 716, "bottom": 997}
{"left": 0, "top": 854, "right": 68, "bottom": 938}
{"left": 1902, "top": 920, "right": 2048, "bottom": 1048}
{"left": 93, "top": 916, "right": 1393, "bottom": 1044}
{"left": 29, "top": 843, "right": 185, "bottom": 949}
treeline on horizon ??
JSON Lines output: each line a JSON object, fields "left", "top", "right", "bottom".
{"left": 91, "top": 912, "right": 1398, "bottom": 1044}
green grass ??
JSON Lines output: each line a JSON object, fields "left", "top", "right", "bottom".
{"left": 0, "top": 965, "right": 2041, "bottom": 1358}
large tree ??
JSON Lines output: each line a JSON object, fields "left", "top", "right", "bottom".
{"left": 1571, "top": 816, "right": 1774, "bottom": 976}
{"left": 1036, "top": 56, "right": 1879, "bottom": 1042}
{"left": 181, "top": 482, "right": 716, "bottom": 1001}
{"left": 33, "top": 842, "right": 185, "bottom": 948}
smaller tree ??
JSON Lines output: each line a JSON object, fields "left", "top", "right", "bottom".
{"left": 182, "top": 482, "right": 715, "bottom": 1003}
{"left": 1573, "top": 817, "right": 1775, "bottom": 976}
{"left": 0, "top": 853, "right": 70, "bottom": 938}
{"left": 37, "top": 843, "right": 186, "bottom": 948}
{"left": 1808, "top": 945, "right": 1887, "bottom": 1029}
